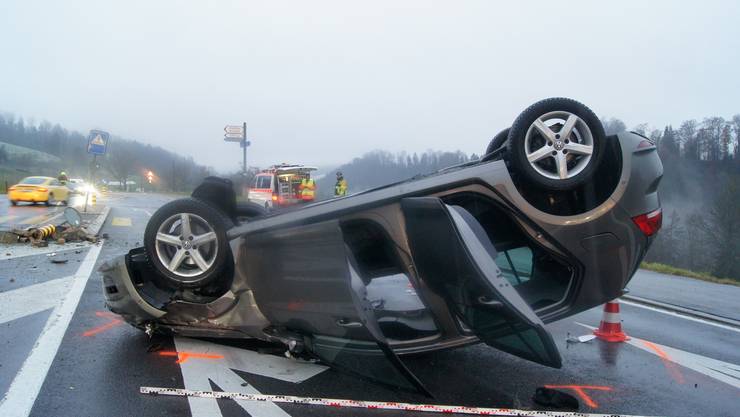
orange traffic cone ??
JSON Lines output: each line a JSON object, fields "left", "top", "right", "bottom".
{"left": 593, "top": 299, "right": 629, "bottom": 342}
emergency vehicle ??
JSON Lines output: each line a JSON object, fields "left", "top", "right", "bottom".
{"left": 247, "top": 164, "right": 317, "bottom": 210}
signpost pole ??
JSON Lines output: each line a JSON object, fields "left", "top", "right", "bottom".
{"left": 242, "top": 122, "right": 247, "bottom": 175}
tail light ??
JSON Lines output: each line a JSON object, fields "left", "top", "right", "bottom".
{"left": 37, "top": 187, "right": 48, "bottom": 192}
{"left": 271, "top": 194, "right": 278, "bottom": 201}
{"left": 8, "top": 186, "right": 16, "bottom": 191}
{"left": 632, "top": 208, "right": 662, "bottom": 236}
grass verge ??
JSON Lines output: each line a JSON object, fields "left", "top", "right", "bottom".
{"left": 640, "top": 262, "right": 739, "bottom": 287}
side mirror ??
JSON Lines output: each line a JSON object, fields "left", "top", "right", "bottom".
{"left": 63, "top": 207, "right": 82, "bottom": 227}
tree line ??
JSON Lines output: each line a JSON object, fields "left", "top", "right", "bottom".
{"left": 607, "top": 115, "right": 740, "bottom": 281}
{"left": 0, "top": 113, "right": 210, "bottom": 192}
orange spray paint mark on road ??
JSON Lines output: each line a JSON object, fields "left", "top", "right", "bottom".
{"left": 543, "top": 385, "right": 612, "bottom": 409}
{"left": 642, "top": 340, "right": 685, "bottom": 384}
{"left": 158, "top": 351, "right": 224, "bottom": 364}
{"left": 83, "top": 311, "right": 123, "bottom": 337}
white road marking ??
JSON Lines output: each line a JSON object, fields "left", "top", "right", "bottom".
{"left": 133, "top": 208, "right": 153, "bottom": 217}
{"left": 175, "top": 337, "right": 328, "bottom": 417}
{"left": 0, "top": 277, "right": 73, "bottom": 324}
{"left": 628, "top": 337, "right": 740, "bottom": 389}
{"left": 574, "top": 322, "right": 740, "bottom": 389}
{"left": 620, "top": 299, "right": 740, "bottom": 334}
{"left": 0, "top": 242, "right": 93, "bottom": 261}
{"left": 0, "top": 242, "right": 104, "bottom": 417}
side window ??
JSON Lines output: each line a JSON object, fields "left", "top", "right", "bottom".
{"left": 254, "top": 176, "right": 272, "bottom": 189}
{"left": 50, "top": 180, "right": 60, "bottom": 186}
{"left": 494, "top": 247, "right": 533, "bottom": 286}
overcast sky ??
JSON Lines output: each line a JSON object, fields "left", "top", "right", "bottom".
{"left": 1, "top": 0, "right": 739, "bottom": 172}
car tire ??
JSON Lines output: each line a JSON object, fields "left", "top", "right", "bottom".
{"left": 144, "top": 197, "right": 233, "bottom": 289}
{"left": 236, "top": 201, "right": 268, "bottom": 218}
{"left": 485, "top": 128, "right": 510, "bottom": 156}
{"left": 506, "top": 97, "right": 606, "bottom": 190}
{"left": 10, "top": 200, "right": 17, "bottom": 206}
{"left": 45, "top": 194, "right": 53, "bottom": 206}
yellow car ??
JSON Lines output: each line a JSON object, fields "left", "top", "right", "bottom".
{"left": 8, "top": 176, "right": 71, "bottom": 206}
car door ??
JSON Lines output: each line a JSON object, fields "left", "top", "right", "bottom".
{"left": 243, "top": 219, "right": 430, "bottom": 395}
{"left": 401, "top": 197, "right": 562, "bottom": 368}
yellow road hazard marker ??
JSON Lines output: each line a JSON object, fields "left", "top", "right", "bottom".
{"left": 111, "top": 217, "right": 132, "bottom": 227}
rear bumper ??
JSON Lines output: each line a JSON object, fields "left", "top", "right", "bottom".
{"left": 8, "top": 191, "right": 48, "bottom": 201}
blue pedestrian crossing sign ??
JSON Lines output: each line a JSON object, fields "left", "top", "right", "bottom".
{"left": 87, "top": 130, "right": 109, "bottom": 155}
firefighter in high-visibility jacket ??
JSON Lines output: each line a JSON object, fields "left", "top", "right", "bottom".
{"left": 334, "top": 172, "right": 348, "bottom": 197}
{"left": 299, "top": 177, "right": 316, "bottom": 202}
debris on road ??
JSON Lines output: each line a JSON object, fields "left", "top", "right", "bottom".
{"left": 566, "top": 334, "right": 597, "bottom": 344}
{"left": 50, "top": 259, "right": 69, "bottom": 264}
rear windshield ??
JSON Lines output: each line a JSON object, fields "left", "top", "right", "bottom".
{"left": 253, "top": 176, "right": 272, "bottom": 189}
{"left": 20, "top": 177, "right": 47, "bottom": 185}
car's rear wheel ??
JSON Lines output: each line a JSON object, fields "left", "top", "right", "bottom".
{"left": 45, "top": 193, "right": 54, "bottom": 206}
{"left": 485, "top": 127, "right": 510, "bottom": 156}
{"left": 144, "top": 198, "right": 232, "bottom": 289}
{"left": 10, "top": 200, "right": 17, "bottom": 206}
{"left": 506, "top": 97, "right": 606, "bottom": 190}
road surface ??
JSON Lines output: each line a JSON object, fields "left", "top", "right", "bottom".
{"left": 0, "top": 192, "right": 738, "bottom": 417}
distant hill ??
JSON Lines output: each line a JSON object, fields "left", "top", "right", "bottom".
{"left": 0, "top": 141, "right": 62, "bottom": 164}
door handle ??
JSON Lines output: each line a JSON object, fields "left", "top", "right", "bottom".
{"left": 477, "top": 295, "right": 505, "bottom": 309}
{"left": 335, "top": 318, "right": 363, "bottom": 328}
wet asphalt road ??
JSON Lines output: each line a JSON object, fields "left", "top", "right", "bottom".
{"left": 1, "top": 192, "right": 738, "bottom": 417}
{"left": 0, "top": 194, "right": 93, "bottom": 231}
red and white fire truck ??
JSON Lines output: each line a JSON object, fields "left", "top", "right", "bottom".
{"left": 247, "top": 164, "right": 318, "bottom": 210}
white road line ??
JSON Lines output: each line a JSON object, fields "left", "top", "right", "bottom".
{"left": 628, "top": 336, "right": 740, "bottom": 389}
{"left": 132, "top": 208, "right": 153, "bottom": 217}
{"left": 574, "top": 322, "right": 740, "bottom": 389}
{"left": 0, "top": 242, "right": 93, "bottom": 261}
{"left": 0, "top": 242, "right": 104, "bottom": 417}
{"left": 175, "top": 337, "right": 328, "bottom": 417}
{"left": 620, "top": 299, "right": 740, "bottom": 334}
{"left": 0, "top": 277, "right": 73, "bottom": 325}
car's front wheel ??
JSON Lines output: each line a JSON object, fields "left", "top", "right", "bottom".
{"left": 144, "top": 198, "right": 232, "bottom": 289}
{"left": 506, "top": 97, "right": 606, "bottom": 190}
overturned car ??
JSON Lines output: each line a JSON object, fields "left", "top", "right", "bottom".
{"left": 102, "top": 98, "right": 663, "bottom": 394}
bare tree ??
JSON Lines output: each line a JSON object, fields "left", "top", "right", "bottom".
{"left": 107, "top": 145, "right": 138, "bottom": 191}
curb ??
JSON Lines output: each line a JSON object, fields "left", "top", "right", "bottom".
{"left": 622, "top": 294, "right": 740, "bottom": 329}
{"left": 84, "top": 206, "right": 111, "bottom": 236}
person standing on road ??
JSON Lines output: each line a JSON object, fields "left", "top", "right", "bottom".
{"left": 299, "top": 177, "right": 316, "bottom": 202}
{"left": 334, "top": 171, "right": 347, "bottom": 197}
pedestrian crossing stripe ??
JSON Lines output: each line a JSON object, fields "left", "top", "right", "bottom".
{"left": 111, "top": 217, "right": 132, "bottom": 226}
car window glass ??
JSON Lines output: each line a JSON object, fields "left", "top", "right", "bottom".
{"left": 254, "top": 176, "right": 271, "bottom": 189}
{"left": 20, "top": 177, "right": 46, "bottom": 185}
{"left": 51, "top": 180, "right": 60, "bottom": 186}
{"left": 495, "top": 247, "right": 533, "bottom": 286}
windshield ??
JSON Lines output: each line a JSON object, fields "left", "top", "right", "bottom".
{"left": 19, "top": 177, "right": 47, "bottom": 185}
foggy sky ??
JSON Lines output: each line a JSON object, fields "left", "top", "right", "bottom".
{"left": 1, "top": 0, "right": 739, "bottom": 172}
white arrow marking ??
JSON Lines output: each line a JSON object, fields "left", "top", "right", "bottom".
{"left": 0, "top": 242, "right": 104, "bottom": 417}
{"left": 0, "top": 277, "right": 73, "bottom": 324}
{"left": 174, "top": 337, "right": 328, "bottom": 417}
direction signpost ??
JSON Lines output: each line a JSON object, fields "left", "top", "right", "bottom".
{"left": 85, "top": 130, "right": 109, "bottom": 212}
{"left": 224, "top": 123, "right": 250, "bottom": 175}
